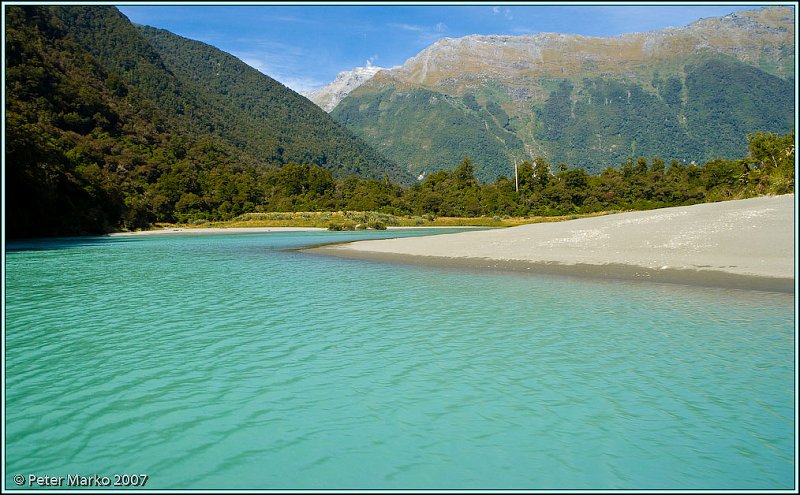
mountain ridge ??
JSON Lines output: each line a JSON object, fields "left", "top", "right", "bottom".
{"left": 311, "top": 5, "right": 792, "bottom": 104}
{"left": 375, "top": 5, "right": 794, "bottom": 89}
{"left": 135, "top": 24, "right": 410, "bottom": 183}
{"left": 322, "top": 6, "right": 794, "bottom": 181}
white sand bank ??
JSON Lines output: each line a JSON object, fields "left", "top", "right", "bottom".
{"left": 310, "top": 195, "right": 796, "bottom": 292}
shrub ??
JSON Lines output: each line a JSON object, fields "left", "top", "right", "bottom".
{"left": 327, "top": 221, "right": 357, "bottom": 231}
{"left": 367, "top": 221, "right": 387, "bottom": 230}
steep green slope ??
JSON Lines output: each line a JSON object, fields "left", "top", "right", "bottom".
{"left": 48, "top": 5, "right": 406, "bottom": 183}
{"left": 683, "top": 56, "right": 795, "bottom": 161}
{"left": 4, "top": 5, "right": 409, "bottom": 238}
{"left": 334, "top": 86, "right": 526, "bottom": 182}
{"left": 135, "top": 25, "right": 409, "bottom": 183}
{"left": 532, "top": 55, "right": 794, "bottom": 173}
{"left": 335, "top": 53, "right": 794, "bottom": 179}
{"left": 5, "top": 5, "right": 262, "bottom": 237}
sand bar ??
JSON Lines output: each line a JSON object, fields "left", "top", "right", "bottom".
{"left": 308, "top": 195, "right": 796, "bottom": 292}
{"left": 107, "top": 225, "right": 474, "bottom": 237}
{"left": 107, "top": 226, "right": 327, "bottom": 236}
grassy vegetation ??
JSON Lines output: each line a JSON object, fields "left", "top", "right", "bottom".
{"left": 140, "top": 210, "right": 616, "bottom": 232}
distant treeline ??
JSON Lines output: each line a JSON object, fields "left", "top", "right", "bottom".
{"left": 104, "top": 130, "right": 796, "bottom": 228}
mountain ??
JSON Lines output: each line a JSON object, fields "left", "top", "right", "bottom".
{"left": 134, "top": 26, "right": 409, "bottom": 183}
{"left": 303, "top": 64, "right": 387, "bottom": 112}
{"left": 4, "top": 5, "right": 408, "bottom": 238}
{"left": 45, "top": 6, "right": 405, "bottom": 182}
{"left": 329, "top": 6, "right": 795, "bottom": 181}
{"left": 6, "top": 5, "right": 226, "bottom": 237}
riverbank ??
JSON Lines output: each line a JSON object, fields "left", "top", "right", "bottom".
{"left": 105, "top": 210, "right": 614, "bottom": 236}
{"left": 307, "top": 195, "right": 796, "bottom": 293}
{"left": 107, "top": 226, "right": 328, "bottom": 236}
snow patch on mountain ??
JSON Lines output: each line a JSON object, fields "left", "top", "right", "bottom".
{"left": 303, "top": 63, "right": 388, "bottom": 112}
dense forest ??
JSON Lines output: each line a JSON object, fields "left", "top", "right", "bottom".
{"left": 45, "top": 6, "right": 404, "bottom": 182}
{"left": 532, "top": 56, "right": 795, "bottom": 174}
{"left": 197, "top": 130, "right": 794, "bottom": 222}
{"left": 4, "top": 5, "right": 796, "bottom": 238}
{"left": 135, "top": 24, "right": 407, "bottom": 183}
{"left": 333, "top": 86, "right": 528, "bottom": 183}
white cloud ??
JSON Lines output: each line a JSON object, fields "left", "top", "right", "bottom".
{"left": 235, "top": 51, "right": 325, "bottom": 94}
{"left": 389, "top": 21, "right": 448, "bottom": 44}
{"left": 389, "top": 22, "right": 425, "bottom": 32}
{"left": 491, "top": 6, "right": 513, "bottom": 20}
{"left": 279, "top": 75, "right": 327, "bottom": 94}
{"left": 239, "top": 56, "right": 270, "bottom": 74}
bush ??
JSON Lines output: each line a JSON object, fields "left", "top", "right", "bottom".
{"left": 367, "top": 221, "right": 387, "bottom": 230}
{"left": 328, "top": 221, "right": 357, "bottom": 231}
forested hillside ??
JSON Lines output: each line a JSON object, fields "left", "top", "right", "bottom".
{"left": 6, "top": 5, "right": 249, "bottom": 237}
{"left": 5, "top": 5, "right": 406, "bottom": 238}
{"left": 334, "top": 86, "right": 528, "bottom": 182}
{"left": 533, "top": 55, "right": 794, "bottom": 173}
{"left": 135, "top": 25, "right": 406, "bottom": 182}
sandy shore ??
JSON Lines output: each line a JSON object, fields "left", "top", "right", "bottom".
{"left": 308, "top": 195, "right": 796, "bottom": 292}
{"left": 106, "top": 225, "right": 475, "bottom": 236}
{"left": 107, "top": 226, "right": 327, "bottom": 236}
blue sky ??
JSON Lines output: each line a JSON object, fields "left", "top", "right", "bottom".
{"left": 117, "top": 3, "right": 773, "bottom": 94}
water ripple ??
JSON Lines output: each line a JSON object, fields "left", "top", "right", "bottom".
{"left": 5, "top": 232, "right": 794, "bottom": 489}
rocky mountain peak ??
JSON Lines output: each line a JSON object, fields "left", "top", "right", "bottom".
{"left": 303, "top": 63, "right": 387, "bottom": 112}
{"left": 374, "top": 6, "right": 794, "bottom": 91}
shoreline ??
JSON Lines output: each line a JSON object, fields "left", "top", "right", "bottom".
{"left": 106, "top": 226, "right": 328, "bottom": 236}
{"left": 306, "top": 246, "right": 794, "bottom": 293}
{"left": 305, "top": 195, "right": 796, "bottom": 293}
{"left": 105, "top": 225, "right": 482, "bottom": 237}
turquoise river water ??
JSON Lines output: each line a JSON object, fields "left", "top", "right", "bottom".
{"left": 4, "top": 229, "right": 796, "bottom": 490}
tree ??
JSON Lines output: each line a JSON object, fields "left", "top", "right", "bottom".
{"left": 517, "top": 161, "right": 535, "bottom": 193}
{"left": 453, "top": 157, "right": 478, "bottom": 188}
{"left": 748, "top": 130, "right": 794, "bottom": 171}
{"left": 533, "top": 157, "right": 552, "bottom": 189}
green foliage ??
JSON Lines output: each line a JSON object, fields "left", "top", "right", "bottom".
{"left": 327, "top": 221, "right": 357, "bottom": 231}
{"left": 333, "top": 87, "right": 525, "bottom": 182}
{"left": 683, "top": 55, "right": 795, "bottom": 163}
{"left": 332, "top": 54, "right": 792, "bottom": 180}
{"left": 135, "top": 25, "right": 408, "bottom": 183}
{"left": 4, "top": 5, "right": 409, "bottom": 238}
{"left": 6, "top": 5, "right": 794, "bottom": 239}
